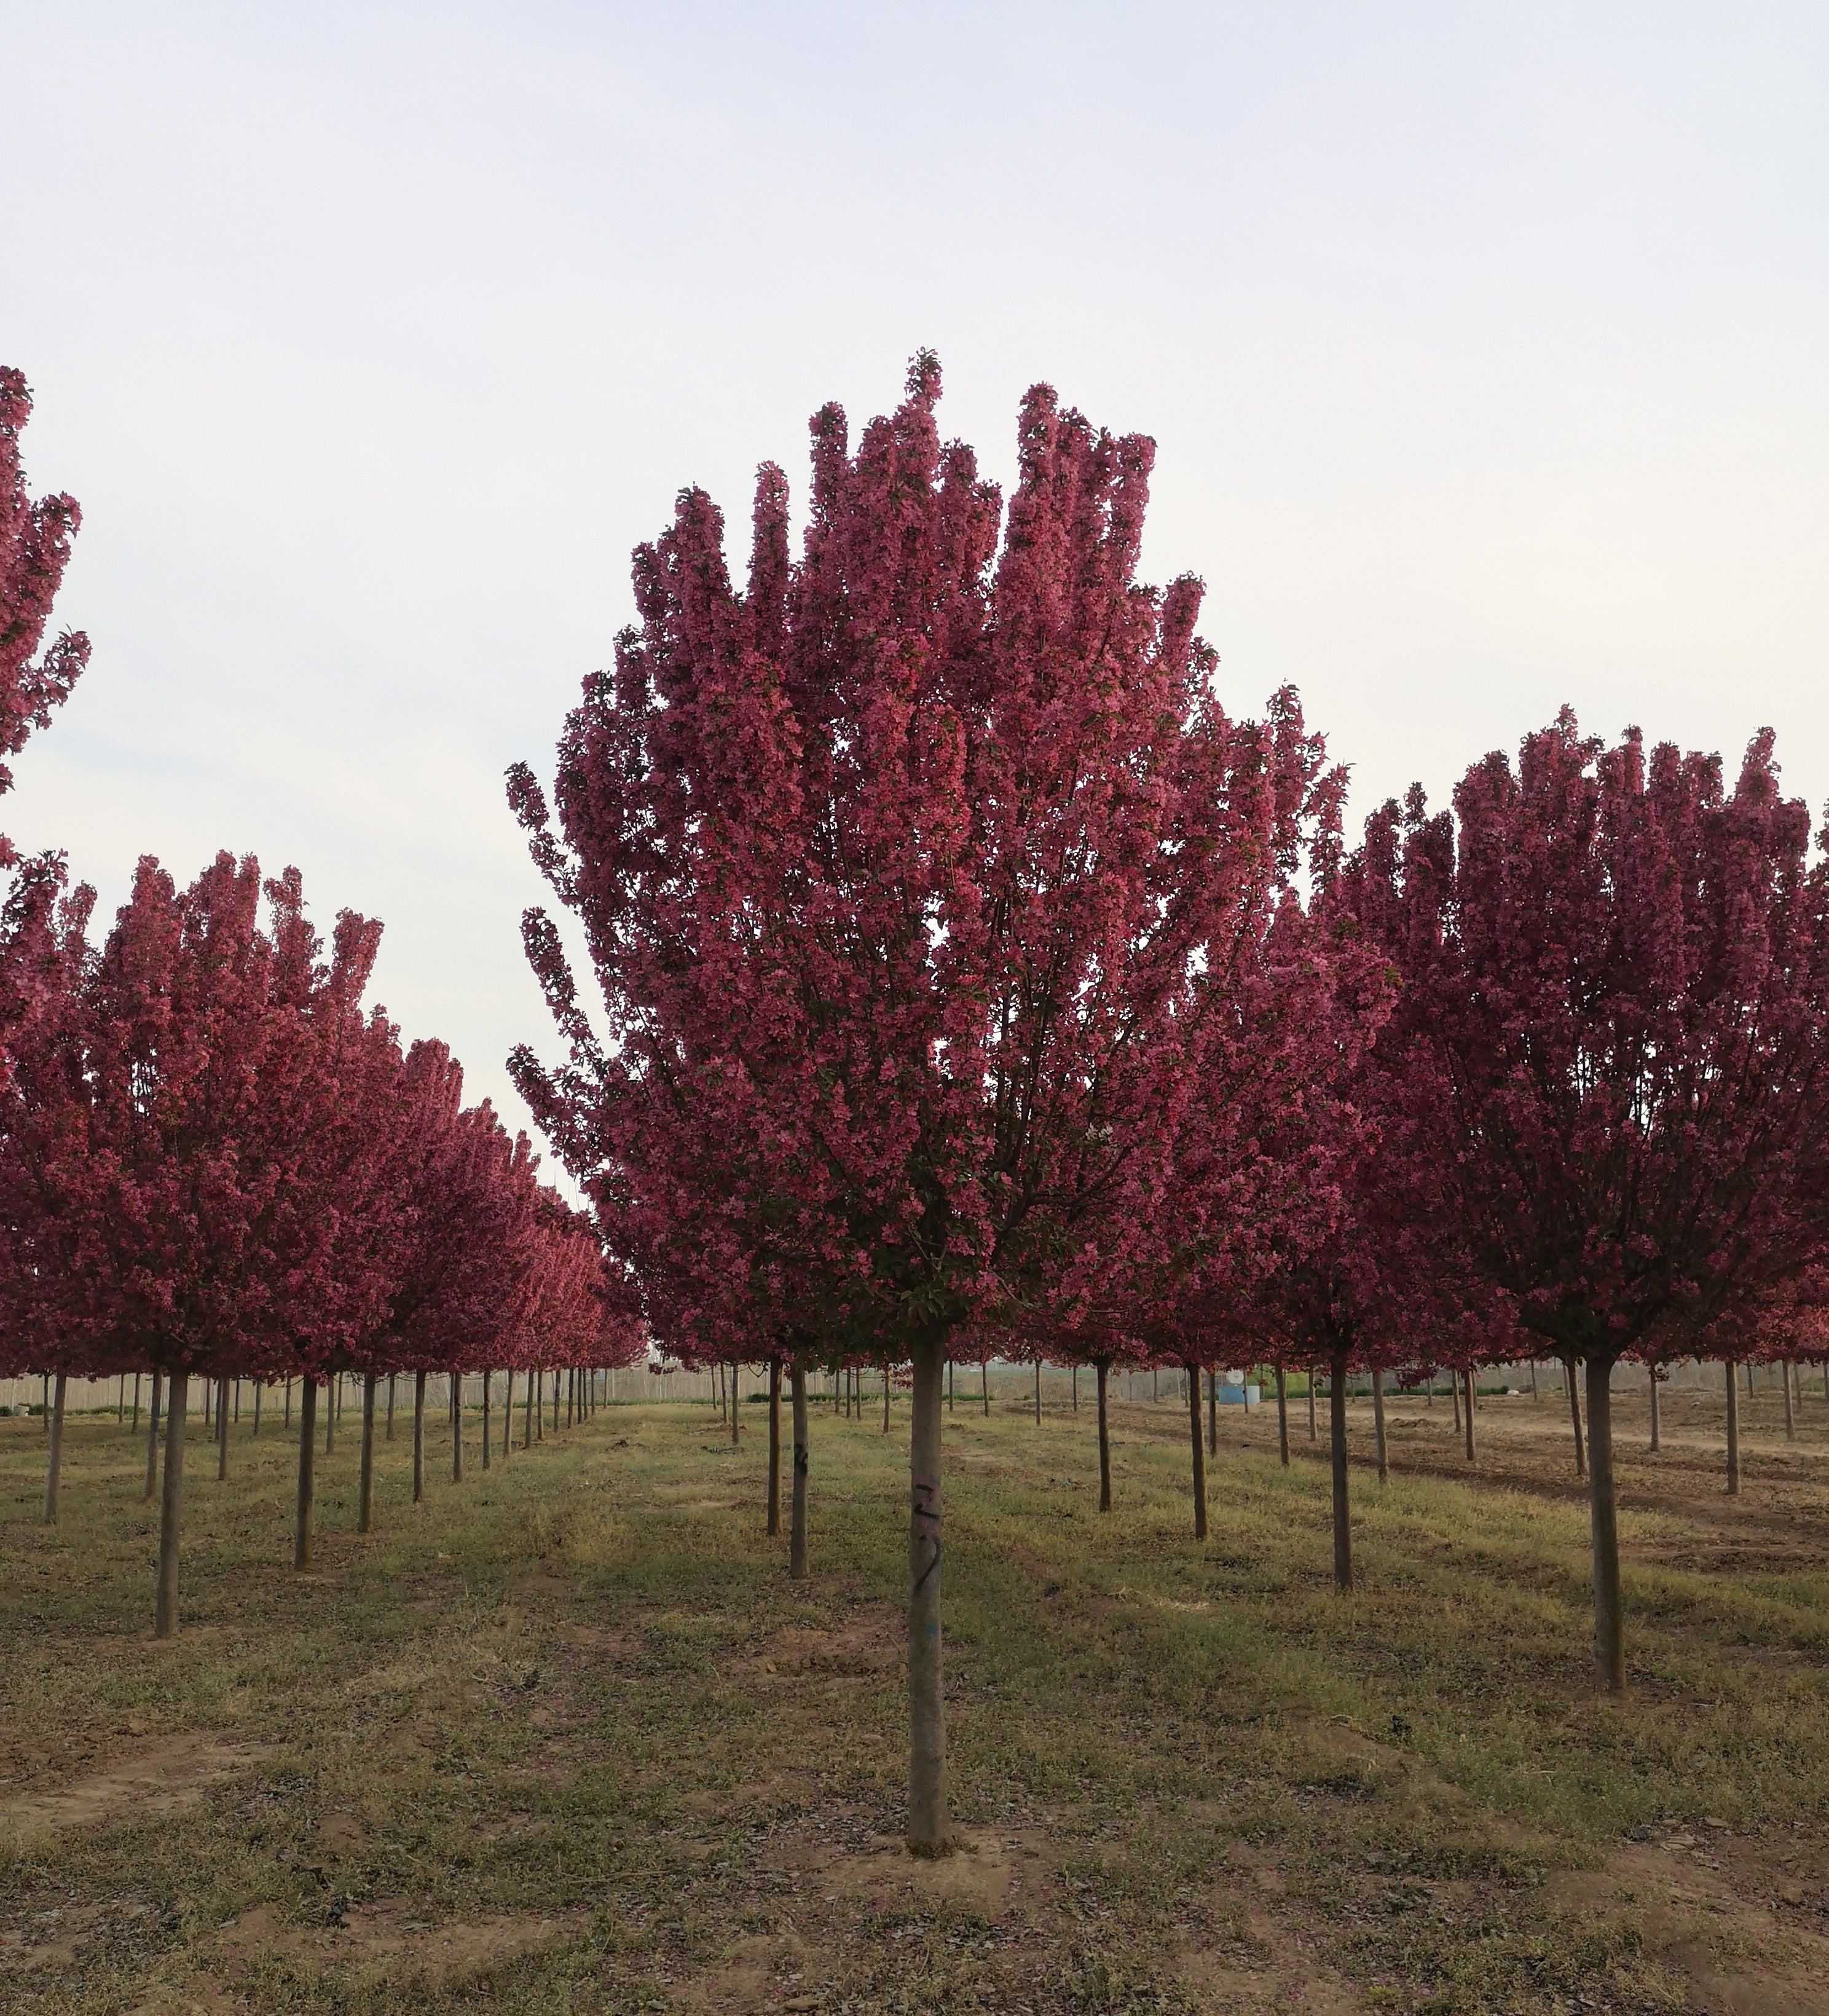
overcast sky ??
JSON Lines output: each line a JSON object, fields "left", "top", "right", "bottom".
{"left": 6, "top": 1, "right": 1827, "bottom": 1151}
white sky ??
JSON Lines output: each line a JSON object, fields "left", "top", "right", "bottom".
{"left": 5, "top": 1, "right": 1827, "bottom": 1152}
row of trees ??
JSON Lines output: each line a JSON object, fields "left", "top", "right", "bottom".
{"left": 511, "top": 355, "right": 1829, "bottom": 1854}
{"left": 0, "top": 367, "right": 641, "bottom": 1634}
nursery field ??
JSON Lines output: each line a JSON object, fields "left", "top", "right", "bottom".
{"left": 1, "top": 1384, "right": 1827, "bottom": 2015}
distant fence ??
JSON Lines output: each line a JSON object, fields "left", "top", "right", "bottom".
{"left": 0, "top": 1354, "right": 1807, "bottom": 1418}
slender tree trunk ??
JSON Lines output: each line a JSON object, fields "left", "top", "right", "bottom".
{"left": 947, "top": 1356, "right": 953, "bottom": 1412}
{"left": 284, "top": 1376, "right": 291, "bottom": 1428}
{"left": 981, "top": 1361, "right": 989, "bottom": 1417}
{"left": 1330, "top": 1347, "right": 1352, "bottom": 1593}
{"left": 767, "top": 1358, "right": 782, "bottom": 1537}
{"left": 1185, "top": 1361, "right": 1207, "bottom": 1541}
{"left": 1725, "top": 1360, "right": 1740, "bottom": 1496}
{"left": 907, "top": 1334, "right": 949, "bottom": 1856}
{"left": 1586, "top": 1356, "right": 1624, "bottom": 1693}
{"left": 524, "top": 1366, "right": 534, "bottom": 1449}
{"left": 452, "top": 1372, "right": 463, "bottom": 1483}
{"left": 504, "top": 1369, "right": 514, "bottom": 1457}
{"left": 387, "top": 1372, "right": 396, "bottom": 1441}
{"left": 482, "top": 1369, "right": 492, "bottom": 1470}
{"left": 1072, "top": 1364, "right": 1077, "bottom": 1412}
{"left": 1650, "top": 1369, "right": 1661, "bottom": 1452}
{"left": 1784, "top": 1358, "right": 1796, "bottom": 1440}
{"left": 133, "top": 1371, "right": 141, "bottom": 1433}
{"left": 144, "top": 1369, "right": 163, "bottom": 1501}
{"left": 202, "top": 1376, "right": 210, "bottom": 1432}
{"left": 1452, "top": 1368, "right": 1462, "bottom": 1435}
{"left": 1372, "top": 1367, "right": 1388, "bottom": 1484}
{"left": 1096, "top": 1358, "right": 1112, "bottom": 1511}
{"left": 553, "top": 1369, "right": 560, "bottom": 1435}
{"left": 1034, "top": 1358, "right": 1041, "bottom": 1424}
{"left": 1565, "top": 1359, "right": 1586, "bottom": 1477}
{"left": 253, "top": 1380, "right": 261, "bottom": 1438}
{"left": 1530, "top": 1358, "right": 1540, "bottom": 1401}
{"left": 884, "top": 1365, "right": 892, "bottom": 1433}
{"left": 414, "top": 1371, "right": 427, "bottom": 1502}
{"left": 155, "top": 1372, "right": 189, "bottom": 1639}
{"left": 1271, "top": 1364, "right": 1291, "bottom": 1466}
{"left": 1307, "top": 1366, "right": 1317, "bottom": 1440}
{"left": 324, "top": 1374, "right": 335, "bottom": 1455}
{"left": 43, "top": 1372, "right": 67, "bottom": 1524}
{"left": 293, "top": 1378, "right": 317, "bottom": 1572}
{"left": 216, "top": 1377, "right": 229, "bottom": 1481}
{"left": 358, "top": 1374, "right": 378, "bottom": 1533}
{"left": 790, "top": 1355, "right": 809, "bottom": 1580}
{"left": 1463, "top": 1368, "right": 1476, "bottom": 1462}
{"left": 234, "top": 1379, "right": 240, "bottom": 1424}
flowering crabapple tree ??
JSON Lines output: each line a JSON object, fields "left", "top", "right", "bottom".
{"left": 1363, "top": 714, "right": 1829, "bottom": 1690}
{"left": 0, "top": 367, "right": 89, "bottom": 862}
{"left": 511, "top": 355, "right": 1351, "bottom": 1853}
{"left": 0, "top": 852, "right": 396, "bottom": 1635}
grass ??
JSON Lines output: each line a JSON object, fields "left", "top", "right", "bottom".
{"left": 1, "top": 1378, "right": 1826, "bottom": 2013}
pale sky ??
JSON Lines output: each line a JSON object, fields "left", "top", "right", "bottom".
{"left": 5, "top": 2, "right": 1827, "bottom": 1152}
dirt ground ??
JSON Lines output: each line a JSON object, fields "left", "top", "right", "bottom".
{"left": 0, "top": 1374, "right": 1824, "bottom": 2013}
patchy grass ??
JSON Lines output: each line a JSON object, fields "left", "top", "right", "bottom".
{"left": 1, "top": 1379, "right": 1826, "bottom": 2012}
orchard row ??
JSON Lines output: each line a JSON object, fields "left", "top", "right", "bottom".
{"left": 506, "top": 356, "right": 1829, "bottom": 1852}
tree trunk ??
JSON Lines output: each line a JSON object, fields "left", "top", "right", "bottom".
{"left": 1452, "top": 1368, "right": 1462, "bottom": 1435}
{"left": 133, "top": 1371, "right": 141, "bottom": 1433}
{"left": 1650, "top": 1369, "right": 1661, "bottom": 1452}
{"left": 1530, "top": 1358, "right": 1540, "bottom": 1401}
{"left": 217, "top": 1377, "right": 230, "bottom": 1481}
{"left": 1372, "top": 1366, "right": 1388, "bottom": 1484}
{"left": 1184, "top": 1360, "right": 1207, "bottom": 1541}
{"left": 253, "top": 1380, "right": 261, "bottom": 1438}
{"left": 1565, "top": 1358, "right": 1586, "bottom": 1477}
{"left": 1462, "top": 1368, "right": 1476, "bottom": 1462}
{"left": 946, "top": 1356, "right": 953, "bottom": 1412}
{"left": 907, "top": 1334, "right": 950, "bottom": 1856}
{"left": 1784, "top": 1358, "right": 1796, "bottom": 1440}
{"left": 1307, "top": 1366, "right": 1318, "bottom": 1440}
{"left": 414, "top": 1370, "right": 427, "bottom": 1502}
{"left": 504, "top": 1368, "right": 515, "bottom": 1457}
{"left": 144, "top": 1369, "right": 163, "bottom": 1501}
{"left": 358, "top": 1374, "right": 378, "bottom": 1534}
{"left": 535, "top": 1368, "right": 545, "bottom": 1442}
{"left": 767, "top": 1358, "right": 782, "bottom": 1538}
{"left": 284, "top": 1376, "right": 291, "bottom": 1428}
{"left": 452, "top": 1372, "right": 463, "bottom": 1483}
{"left": 155, "top": 1371, "right": 189, "bottom": 1639}
{"left": 1034, "top": 1359, "right": 1041, "bottom": 1425}
{"left": 1725, "top": 1360, "right": 1740, "bottom": 1495}
{"left": 387, "top": 1372, "right": 396, "bottom": 1441}
{"left": 482, "top": 1369, "right": 492, "bottom": 1470}
{"left": 524, "top": 1365, "right": 534, "bottom": 1449}
{"left": 1330, "top": 1346, "right": 1352, "bottom": 1593}
{"left": 1586, "top": 1356, "right": 1624, "bottom": 1693}
{"left": 883, "top": 1364, "right": 892, "bottom": 1433}
{"left": 43, "top": 1371, "right": 67, "bottom": 1524}
{"left": 1275, "top": 1364, "right": 1289, "bottom": 1467}
{"left": 1096, "top": 1358, "right": 1112, "bottom": 1512}
{"left": 293, "top": 1377, "right": 318, "bottom": 1570}
{"left": 324, "top": 1374, "right": 335, "bottom": 1455}
{"left": 981, "top": 1360, "right": 989, "bottom": 1417}
{"left": 790, "top": 1355, "right": 809, "bottom": 1579}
